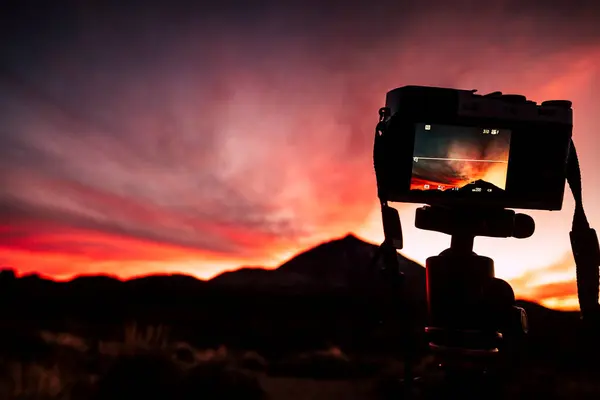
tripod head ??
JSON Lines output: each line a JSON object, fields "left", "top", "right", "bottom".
{"left": 415, "top": 206, "right": 530, "bottom": 366}
{"left": 415, "top": 206, "right": 536, "bottom": 245}
{"left": 370, "top": 203, "right": 531, "bottom": 398}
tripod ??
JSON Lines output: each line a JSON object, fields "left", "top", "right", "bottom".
{"left": 373, "top": 204, "right": 531, "bottom": 399}
{"left": 417, "top": 205, "right": 531, "bottom": 398}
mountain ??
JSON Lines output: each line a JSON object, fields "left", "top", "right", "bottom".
{"left": 210, "top": 267, "right": 313, "bottom": 290}
{"left": 0, "top": 234, "right": 424, "bottom": 298}
{"left": 278, "top": 234, "right": 422, "bottom": 282}
{"left": 458, "top": 179, "right": 504, "bottom": 193}
{"left": 208, "top": 234, "right": 426, "bottom": 298}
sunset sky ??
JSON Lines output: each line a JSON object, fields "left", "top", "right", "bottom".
{"left": 2, "top": 0, "right": 600, "bottom": 311}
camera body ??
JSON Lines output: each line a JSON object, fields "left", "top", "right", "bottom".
{"left": 374, "top": 85, "right": 573, "bottom": 210}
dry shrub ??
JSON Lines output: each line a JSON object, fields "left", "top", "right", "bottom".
{"left": 123, "top": 322, "right": 170, "bottom": 350}
{"left": 239, "top": 350, "right": 268, "bottom": 371}
{"left": 98, "top": 322, "right": 170, "bottom": 357}
{"left": 195, "top": 345, "right": 229, "bottom": 363}
{"left": 39, "top": 331, "right": 89, "bottom": 353}
{"left": 2, "top": 362, "right": 64, "bottom": 399}
{"left": 268, "top": 345, "right": 359, "bottom": 380}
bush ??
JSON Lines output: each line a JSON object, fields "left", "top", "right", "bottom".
{"left": 94, "top": 353, "right": 181, "bottom": 400}
{"left": 268, "top": 346, "right": 361, "bottom": 380}
{"left": 239, "top": 351, "right": 268, "bottom": 371}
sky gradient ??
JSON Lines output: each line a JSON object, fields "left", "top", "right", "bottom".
{"left": 2, "top": 0, "right": 600, "bottom": 310}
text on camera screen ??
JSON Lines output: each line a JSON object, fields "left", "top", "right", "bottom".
{"left": 410, "top": 123, "right": 512, "bottom": 194}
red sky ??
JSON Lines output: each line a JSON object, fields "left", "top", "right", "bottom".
{"left": 1, "top": 0, "right": 600, "bottom": 310}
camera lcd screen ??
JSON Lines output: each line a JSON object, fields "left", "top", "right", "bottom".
{"left": 410, "top": 123, "right": 512, "bottom": 195}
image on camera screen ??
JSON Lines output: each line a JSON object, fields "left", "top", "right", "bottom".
{"left": 410, "top": 123, "right": 511, "bottom": 194}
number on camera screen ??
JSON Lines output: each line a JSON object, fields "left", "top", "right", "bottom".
{"left": 410, "top": 123, "right": 512, "bottom": 195}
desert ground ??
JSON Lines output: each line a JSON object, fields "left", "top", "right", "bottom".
{"left": 1, "top": 321, "right": 600, "bottom": 400}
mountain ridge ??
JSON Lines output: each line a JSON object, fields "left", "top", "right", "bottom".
{"left": 0, "top": 233, "right": 567, "bottom": 317}
{"left": 0, "top": 233, "right": 580, "bottom": 357}
{"left": 1, "top": 233, "right": 410, "bottom": 284}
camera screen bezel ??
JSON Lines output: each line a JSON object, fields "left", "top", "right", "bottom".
{"left": 375, "top": 112, "right": 572, "bottom": 211}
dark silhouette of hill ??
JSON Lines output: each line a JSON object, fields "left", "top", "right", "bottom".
{"left": 210, "top": 267, "right": 312, "bottom": 291}
{"left": 0, "top": 234, "right": 424, "bottom": 354}
{"left": 0, "top": 234, "right": 582, "bottom": 359}
{"left": 458, "top": 179, "right": 504, "bottom": 193}
{"left": 277, "top": 234, "right": 424, "bottom": 286}
{"left": 210, "top": 234, "right": 424, "bottom": 297}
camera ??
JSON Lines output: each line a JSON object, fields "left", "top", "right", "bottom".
{"left": 373, "top": 85, "right": 573, "bottom": 210}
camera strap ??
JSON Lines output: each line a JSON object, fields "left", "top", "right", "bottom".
{"left": 566, "top": 139, "right": 600, "bottom": 322}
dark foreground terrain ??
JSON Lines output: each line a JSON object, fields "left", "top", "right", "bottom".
{"left": 0, "top": 234, "right": 598, "bottom": 399}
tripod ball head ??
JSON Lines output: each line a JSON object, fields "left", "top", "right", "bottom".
{"left": 513, "top": 213, "right": 535, "bottom": 239}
